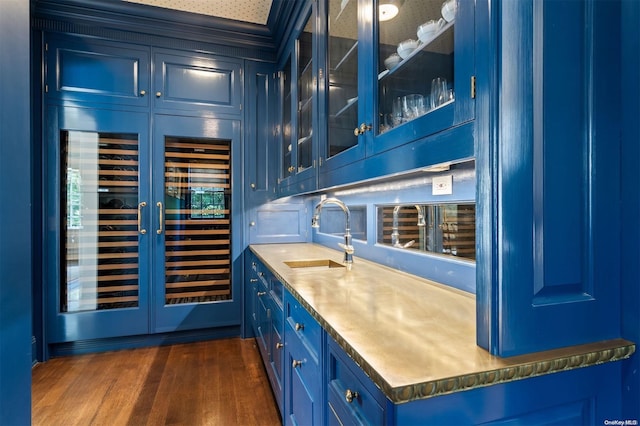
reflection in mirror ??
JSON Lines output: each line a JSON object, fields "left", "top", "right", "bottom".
{"left": 317, "top": 205, "right": 367, "bottom": 241}
{"left": 377, "top": 203, "right": 475, "bottom": 261}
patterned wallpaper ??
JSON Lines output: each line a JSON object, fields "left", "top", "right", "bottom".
{"left": 123, "top": 0, "right": 273, "bottom": 25}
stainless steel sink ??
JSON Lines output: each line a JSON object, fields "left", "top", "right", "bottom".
{"left": 283, "top": 259, "right": 346, "bottom": 269}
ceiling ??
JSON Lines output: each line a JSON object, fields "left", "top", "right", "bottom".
{"left": 122, "top": 0, "right": 274, "bottom": 25}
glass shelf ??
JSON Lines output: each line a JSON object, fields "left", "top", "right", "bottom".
{"left": 378, "top": 19, "right": 454, "bottom": 82}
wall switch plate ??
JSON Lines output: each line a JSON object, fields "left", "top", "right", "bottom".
{"left": 432, "top": 175, "right": 453, "bottom": 195}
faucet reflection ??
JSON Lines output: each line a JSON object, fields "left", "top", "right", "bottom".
{"left": 391, "top": 205, "right": 426, "bottom": 249}
{"left": 312, "top": 198, "right": 354, "bottom": 267}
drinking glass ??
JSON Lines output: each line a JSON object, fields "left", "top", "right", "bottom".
{"left": 392, "top": 97, "right": 403, "bottom": 126}
{"left": 402, "top": 94, "right": 425, "bottom": 120}
{"left": 430, "top": 78, "right": 448, "bottom": 109}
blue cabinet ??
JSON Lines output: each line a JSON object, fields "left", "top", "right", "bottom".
{"left": 45, "top": 35, "right": 150, "bottom": 108}
{"left": 319, "top": 0, "right": 476, "bottom": 189}
{"left": 152, "top": 49, "right": 242, "bottom": 116}
{"left": 326, "top": 337, "right": 390, "bottom": 425}
{"left": 284, "top": 289, "right": 324, "bottom": 426}
{"left": 43, "top": 35, "right": 245, "bottom": 347}
{"left": 275, "top": 0, "right": 477, "bottom": 196}
{"left": 476, "top": 0, "right": 623, "bottom": 356}
{"left": 277, "top": 2, "right": 319, "bottom": 197}
{"left": 246, "top": 253, "right": 285, "bottom": 413}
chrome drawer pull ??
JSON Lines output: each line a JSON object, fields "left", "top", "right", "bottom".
{"left": 295, "top": 322, "right": 304, "bottom": 331}
{"left": 276, "top": 342, "right": 284, "bottom": 349}
{"left": 292, "top": 359, "right": 303, "bottom": 369}
{"left": 345, "top": 389, "right": 359, "bottom": 403}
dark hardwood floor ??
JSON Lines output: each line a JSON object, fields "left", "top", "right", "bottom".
{"left": 32, "top": 338, "right": 281, "bottom": 426}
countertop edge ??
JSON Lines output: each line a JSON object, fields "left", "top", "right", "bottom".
{"left": 249, "top": 244, "right": 636, "bottom": 404}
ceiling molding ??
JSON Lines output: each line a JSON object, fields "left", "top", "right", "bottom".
{"left": 32, "top": 0, "right": 290, "bottom": 62}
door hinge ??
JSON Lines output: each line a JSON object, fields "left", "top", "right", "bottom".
{"left": 471, "top": 76, "right": 476, "bottom": 99}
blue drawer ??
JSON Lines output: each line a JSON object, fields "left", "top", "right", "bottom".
{"left": 285, "top": 292, "right": 322, "bottom": 363}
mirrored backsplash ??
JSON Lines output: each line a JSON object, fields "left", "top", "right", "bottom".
{"left": 318, "top": 205, "right": 367, "bottom": 241}
{"left": 377, "top": 203, "right": 475, "bottom": 261}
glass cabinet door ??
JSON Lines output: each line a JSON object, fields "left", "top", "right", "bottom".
{"left": 377, "top": 0, "right": 456, "bottom": 135}
{"left": 327, "top": 0, "right": 359, "bottom": 159}
{"left": 281, "top": 56, "right": 293, "bottom": 180}
{"left": 297, "top": 16, "right": 314, "bottom": 173}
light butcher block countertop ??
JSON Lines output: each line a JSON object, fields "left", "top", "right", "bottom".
{"left": 249, "top": 243, "right": 635, "bottom": 404}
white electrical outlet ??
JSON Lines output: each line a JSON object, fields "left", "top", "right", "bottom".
{"left": 432, "top": 175, "right": 453, "bottom": 195}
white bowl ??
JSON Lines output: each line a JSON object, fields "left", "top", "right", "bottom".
{"left": 397, "top": 39, "right": 418, "bottom": 59}
{"left": 417, "top": 20, "right": 440, "bottom": 43}
{"left": 441, "top": 0, "right": 456, "bottom": 22}
{"left": 384, "top": 53, "right": 401, "bottom": 70}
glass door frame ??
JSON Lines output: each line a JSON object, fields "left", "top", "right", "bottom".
{"left": 45, "top": 105, "right": 152, "bottom": 343}
{"left": 151, "top": 115, "right": 243, "bottom": 333}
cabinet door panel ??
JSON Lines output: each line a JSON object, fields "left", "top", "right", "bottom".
{"left": 153, "top": 51, "right": 242, "bottom": 115}
{"left": 479, "top": 0, "right": 621, "bottom": 355}
{"left": 46, "top": 36, "right": 150, "bottom": 107}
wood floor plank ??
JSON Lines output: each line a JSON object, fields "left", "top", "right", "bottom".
{"left": 32, "top": 338, "right": 281, "bottom": 426}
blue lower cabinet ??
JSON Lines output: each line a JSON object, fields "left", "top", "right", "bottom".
{"left": 246, "top": 254, "right": 284, "bottom": 413}
{"left": 284, "top": 290, "right": 324, "bottom": 426}
{"left": 327, "top": 337, "right": 390, "bottom": 426}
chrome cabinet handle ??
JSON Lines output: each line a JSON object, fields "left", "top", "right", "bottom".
{"left": 250, "top": 278, "right": 258, "bottom": 283}
{"left": 295, "top": 323, "right": 304, "bottom": 331}
{"left": 138, "top": 202, "right": 147, "bottom": 234}
{"left": 257, "top": 291, "right": 266, "bottom": 296}
{"left": 156, "top": 91, "right": 162, "bottom": 97}
{"left": 139, "top": 90, "right": 146, "bottom": 96}
{"left": 156, "top": 201, "right": 163, "bottom": 234}
{"left": 345, "top": 389, "right": 359, "bottom": 403}
{"left": 276, "top": 342, "right": 284, "bottom": 349}
{"left": 292, "top": 359, "right": 303, "bottom": 369}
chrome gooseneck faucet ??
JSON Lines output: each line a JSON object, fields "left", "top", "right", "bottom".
{"left": 311, "top": 198, "right": 354, "bottom": 266}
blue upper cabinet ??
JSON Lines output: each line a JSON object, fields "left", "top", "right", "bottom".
{"left": 318, "top": 0, "right": 476, "bottom": 188}
{"left": 477, "top": 0, "right": 622, "bottom": 356}
{"left": 152, "top": 49, "right": 243, "bottom": 116}
{"left": 45, "top": 35, "right": 150, "bottom": 107}
{"left": 278, "top": 2, "right": 319, "bottom": 197}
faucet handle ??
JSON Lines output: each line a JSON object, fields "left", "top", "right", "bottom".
{"left": 338, "top": 243, "right": 355, "bottom": 254}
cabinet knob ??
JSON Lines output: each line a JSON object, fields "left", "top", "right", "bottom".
{"left": 155, "top": 91, "right": 162, "bottom": 97}
{"left": 250, "top": 278, "right": 258, "bottom": 283}
{"left": 288, "top": 166, "right": 295, "bottom": 173}
{"left": 292, "top": 359, "right": 303, "bottom": 369}
{"left": 276, "top": 342, "right": 284, "bottom": 349}
{"left": 250, "top": 183, "right": 256, "bottom": 189}
{"left": 295, "top": 322, "right": 304, "bottom": 331}
{"left": 257, "top": 291, "right": 266, "bottom": 296}
{"left": 345, "top": 389, "right": 359, "bottom": 403}
{"left": 139, "top": 90, "right": 146, "bottom": 96}
{"left": 353, "top": 123, "right": 372, "bottom": 136}
{"left": 250, "top": 221, "right": 256, "bottom": 227}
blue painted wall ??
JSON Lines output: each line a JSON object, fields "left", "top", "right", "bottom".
{"left": 0, "top": 0, "right": 32, "bottom": 423}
